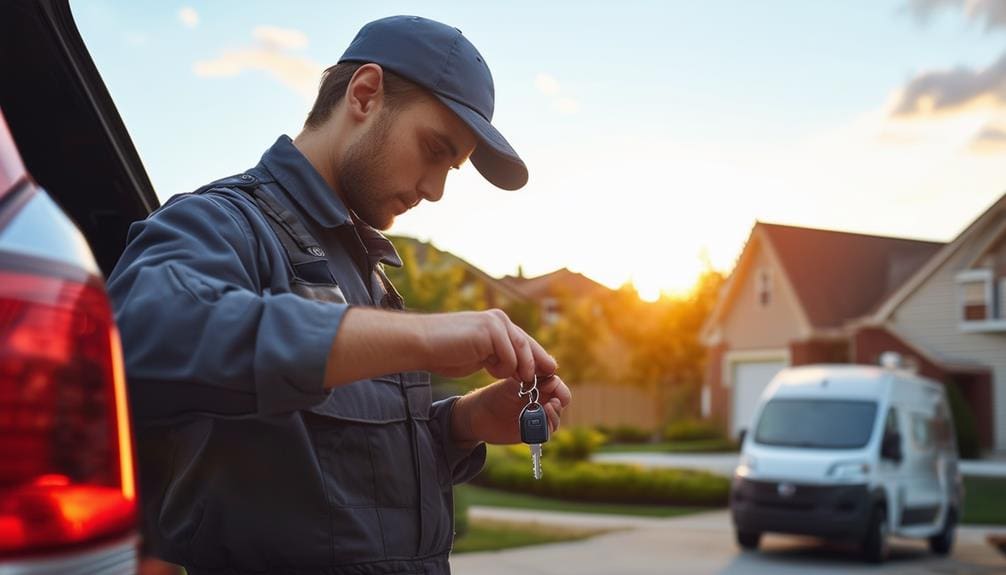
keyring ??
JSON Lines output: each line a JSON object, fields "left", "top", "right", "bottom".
{"left": 518, "top": 374, "right": 538, "bottom": 397}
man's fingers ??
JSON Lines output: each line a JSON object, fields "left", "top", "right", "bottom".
{"left": 516, "top": 324, "right": 557, "bottom": 377}
{"left": 538, "top": 375, "right": 572, "bottom": 408}
{"left": 484, "top": 313, "right": 517, "bottom": 379}
{"left": 505, "top": 320, "right": 535, "bottom": 383}
{"left": 543, "top": 399, "right": 561, "bottom": 432}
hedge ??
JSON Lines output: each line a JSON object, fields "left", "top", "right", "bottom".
{"left": 472, "top": 446, "right": 729, "bottom": 507}
{"left": 663, "top": 418, "right": 725, "bottom": 442}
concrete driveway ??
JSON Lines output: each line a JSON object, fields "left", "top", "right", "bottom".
{"left": 592, "top": 452, "right": 1006, "bottom": 478}
{"left": 452, "top": 508, "right": 1006, "bottom": 575}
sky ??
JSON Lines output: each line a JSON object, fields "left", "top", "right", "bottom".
{"left": 72, "top": 0, "right": 1006, "bottom": 300}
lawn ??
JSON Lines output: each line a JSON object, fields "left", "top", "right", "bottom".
{"left": 453, "top": 519, "right": 609, "bottom": 553}
{"left": 962, "top": 476, "right": 1006, "bottom": 525}
{"left": 458, "top": 484, "right": 713, "bottom": 518}
{"left": 597, "top": 438, "right": 737, "bottom": 454}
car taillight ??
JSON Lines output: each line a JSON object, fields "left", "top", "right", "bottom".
{"left": 0, "top": 271, "right": 136, "bottom": 556}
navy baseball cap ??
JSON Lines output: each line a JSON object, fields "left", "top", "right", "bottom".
{"left": 339, "top": 15, "right": 528, "bottom": 191}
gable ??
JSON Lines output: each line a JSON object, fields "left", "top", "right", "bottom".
{"left": 710, "top": 228, "right": 810, "bottom": 348}
{"left": 762, "top": 223, "right": 942, "bottom": 328}
{"left": 874, "top": 193, "right": 1006, "bottom": 323}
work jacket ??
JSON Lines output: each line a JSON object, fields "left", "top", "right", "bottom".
{"left": 108, "top": 135, "right": 486, "bottom": 575}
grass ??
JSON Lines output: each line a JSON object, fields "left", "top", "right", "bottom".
{"left": 452, "top": 519, "right": 609, "bottom": 554}
{"left": 962, "top": 476, "right": 1006, "bottom": 525}
{"left": 597, "top": 438, "right": 737, "bottom": 454}
{"left": 458, "top": 484, "right": 713, "bottom": 518}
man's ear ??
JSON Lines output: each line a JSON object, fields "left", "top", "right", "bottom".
{"left": 345, "top": 63, "right": 384, "bottom": 122}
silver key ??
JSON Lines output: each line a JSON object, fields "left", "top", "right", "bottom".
{"left": 520, "top": 401, "right": 549, "bottom": 480}
{"left": 530, "top": 444, "right": 543, "bottom": 480}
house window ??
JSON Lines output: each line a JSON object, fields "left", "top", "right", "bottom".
{"left": 956, "top": 269, "right": 994, "bottom": 322}
{"left": 542, "top": 297, "right": 561, "bottom": 325}
{"left": 757, "top": 268, "right": 771, "bottom": 307}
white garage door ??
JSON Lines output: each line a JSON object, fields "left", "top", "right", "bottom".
{"left": 731, "top": 361, "right": 786, "bottom": 439}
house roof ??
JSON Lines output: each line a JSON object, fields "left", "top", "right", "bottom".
{"left": 502, "top": 267, "right": 609, "bottom": 300}
{"left": 870, "top": 192, "right": 1006, "bottom": 322}
{"left": 761, "top": 223, "right": 944, "bottom": 328}
{"left": 703, "top": 222, "right": 944, "bottom": 339}
{"left": 387, "top": 235, "right": 529, "bottom": 302}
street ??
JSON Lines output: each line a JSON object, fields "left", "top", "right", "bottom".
{"left": 452, "top": 508, "right": 1006, "bottom": 575}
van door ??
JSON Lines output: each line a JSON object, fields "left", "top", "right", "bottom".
{"left": 901, "top": 409, "right": 943, "bottom": 528}
{"left": 876, "top": 407, "right": 905, "bottom": 527}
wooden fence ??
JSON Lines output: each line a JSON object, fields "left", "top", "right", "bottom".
{"left": 560, "top": 383, "right": 659, "bottom": 431}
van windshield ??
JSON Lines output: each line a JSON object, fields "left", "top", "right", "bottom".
{"left": 754, "top": 399, "right": 878, "bottom": 449}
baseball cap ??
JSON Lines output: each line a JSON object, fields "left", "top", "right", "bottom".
{"left": 339, "top": 15, "right": 528, "bottom": 191}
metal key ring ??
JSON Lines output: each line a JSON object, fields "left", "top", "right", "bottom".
{"left": 517, "top": 374, "right": 538, "bottom": 398}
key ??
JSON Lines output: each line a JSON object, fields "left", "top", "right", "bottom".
{"left": 520, "top": 401, "right": 550, "bottom": 479}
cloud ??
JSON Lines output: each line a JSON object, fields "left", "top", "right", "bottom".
{"left": 193, "top": 26, "right": 322, "bottom": 102}
{"left": 970, "top": 122, "right": 1006, "bottom": 152}
{"left": 892, "top": 1, "right": 1006, "bottom": 153}
{"left": 178, "top": 7, "right": 199, "bottom": 29}
{"left": 890, "top": 50, "right": 1006, "bottom": 117}
{"left": 534, "top": 72, "right": 579, "bottom": 115}
{"left": 906, "top": 0, "right": 1006, "bottom": 30}
{"left": 534, "top": 73, "right": 561, "bottom": 96}
{"left": 253, "top": 26, "right": 309, "bottom": 51}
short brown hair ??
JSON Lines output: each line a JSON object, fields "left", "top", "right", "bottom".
{"left": 304, "top": 62, "right": 425, "bottom": 129}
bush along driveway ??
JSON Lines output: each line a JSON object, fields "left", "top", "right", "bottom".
{"left": 471, "top": 445, "right": 730, "bottom": 508}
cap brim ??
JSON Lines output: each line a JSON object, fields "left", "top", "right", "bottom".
{"left": 435, "top": 95, "right": 528, "bottom": 191}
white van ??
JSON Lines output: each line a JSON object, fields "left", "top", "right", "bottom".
{"left": 730, "top": 359, "right": 963, "bottom": 563}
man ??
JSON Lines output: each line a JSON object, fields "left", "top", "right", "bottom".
{"left": 109, "top": 15, "right": 571, "bottom": 575}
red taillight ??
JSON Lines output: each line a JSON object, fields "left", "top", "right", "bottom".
{"left": 0, "top": 271, "right": 136, "bottom": 556}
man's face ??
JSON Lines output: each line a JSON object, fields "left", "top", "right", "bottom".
{"left": 339, "top": 94, "right": 478, "bottom": 230}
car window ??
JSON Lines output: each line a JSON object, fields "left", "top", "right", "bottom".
{"left": 883, "top": 406, "right": 899, "bottom": 439}
{"left": 910, "top": 412, "right": 933, "bottom": 450}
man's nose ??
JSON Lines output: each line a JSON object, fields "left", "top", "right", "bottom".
{"left": 417, "top": 170, "right": 448, "bottom": 203}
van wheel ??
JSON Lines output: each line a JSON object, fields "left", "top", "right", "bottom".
{"left": 928, "top": 509, "right": 957, "bottom": 555}
{"left": 736, "top": 530, "right": 761, "bottom": 550}
{"left": 861, "top": 505, "right": 889, "bottom": 563}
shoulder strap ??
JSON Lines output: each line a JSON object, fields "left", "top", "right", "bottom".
{"left": 195, "top": 172, "right": 332, "bottom": 284}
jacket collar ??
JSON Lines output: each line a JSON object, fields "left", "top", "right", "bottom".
{"left": 258, "top": 135, "right": 402, "bottom": 268}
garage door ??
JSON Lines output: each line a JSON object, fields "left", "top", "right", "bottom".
{"left": 731, "top": 361, "right": 786, "bottom": 439}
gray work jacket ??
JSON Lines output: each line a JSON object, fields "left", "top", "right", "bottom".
{"left": 107, "top": 135, "right": 486, "bottom": 575}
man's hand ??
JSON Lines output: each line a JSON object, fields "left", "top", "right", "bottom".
{"left": 418, "top": 309, "right": 555, "bottom": 382}
{"left": 324, "top": 307, "right": 557, "bottom": 389}
{"left": 450, "top": 375, "right": 572, "bottom": 447}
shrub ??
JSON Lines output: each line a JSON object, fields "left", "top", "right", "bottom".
{"left": 597, "top": 425, "right": 652, "bottom": 444}
{"left": 550, "top": 427, "right": 606, "bottom": 461}
{"left": 473, "top": 446, "right": 729, "bottom": 507}
{"left": 945, "top": 380, "right": 981, "bottom": 459}
{"left": 663, "top": 418, "right": 725, "bottom": 442}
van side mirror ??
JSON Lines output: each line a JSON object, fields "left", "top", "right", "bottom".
{"left": 881, "top": 432, "right": 903, "bottom": 463}
{"left": 737, "top": 428, "right": 747, "bottom": 446}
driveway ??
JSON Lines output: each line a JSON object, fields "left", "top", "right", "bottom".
{"left": 592, "top": 452, "right": 1006, "bottom": 478}
{"left": 453, "top": 507, "right": 1006, "bottom": 574}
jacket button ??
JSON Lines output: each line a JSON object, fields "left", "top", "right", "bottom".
{"left": 240, "top": 174, "right": 254, "bottom": 181}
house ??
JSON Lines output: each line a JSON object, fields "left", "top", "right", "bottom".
{"left": 701, "top": 194, "right": 1006, "bottom": 451}
{"left": 700, "top": 222, "right": 944, "bottom": 439}
{"left": 386, "top": 235, "right": 529, "bottom": 311}
{"left": 502, "top": 267, "right": 610, "bottom": 325}
{"left": 853, "top": 194, "right": 1006, "bottom": 450}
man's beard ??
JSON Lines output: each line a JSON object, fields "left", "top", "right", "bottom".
{"left": 339, "top": 113, "right": 395, "bottom": 230}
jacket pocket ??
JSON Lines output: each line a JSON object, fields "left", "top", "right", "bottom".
{"left": 290, "top": 278, "right": 347, "bottom": 304}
